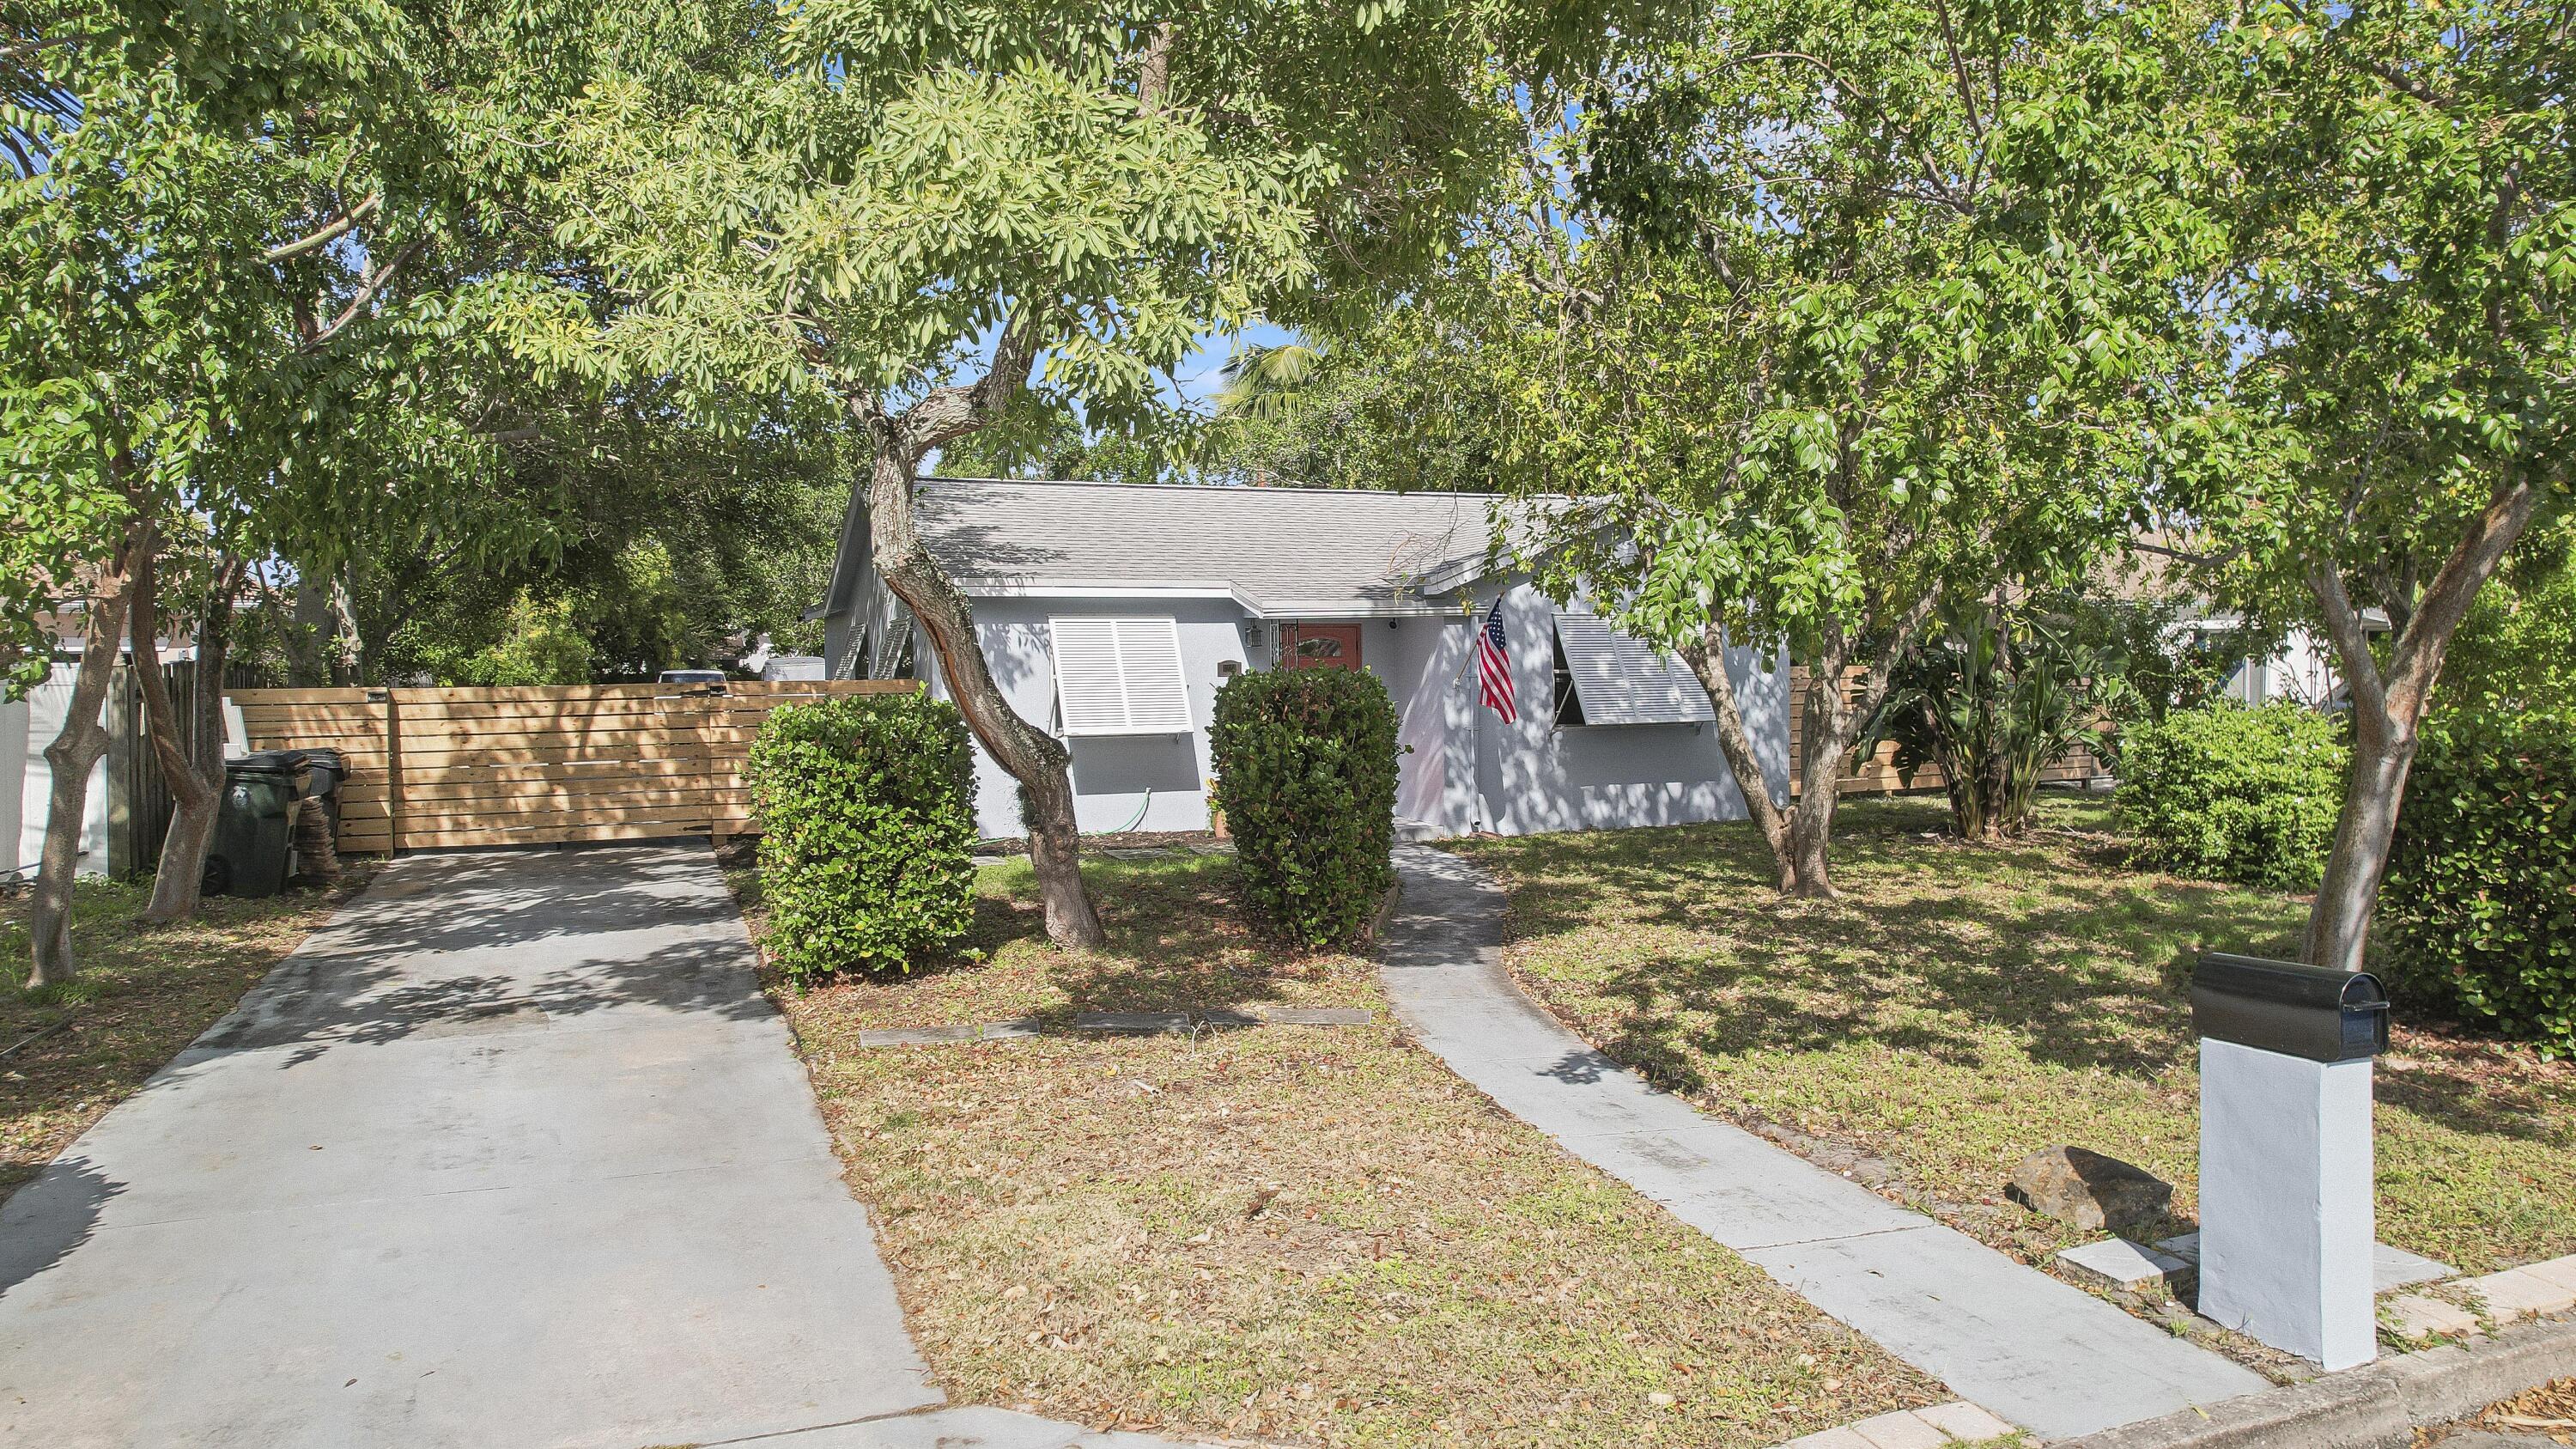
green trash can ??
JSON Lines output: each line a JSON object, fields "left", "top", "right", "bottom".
{"left": 204, "top": 751, "right": 304, "bottom": 898}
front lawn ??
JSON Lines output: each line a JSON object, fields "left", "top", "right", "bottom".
{"left": 1453, "top": 797, "right": 2576, "bottom": 1280}
{"left": 0, "top": 871, "right": 372, "bottom": 1201}
{"left": 733, "top": 851, "right": 1943, "bottom": 1446}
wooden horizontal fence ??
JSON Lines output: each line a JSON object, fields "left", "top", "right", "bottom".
{"left": 230, "top": 680, "right": 915, "bottom": 853}
{"left": 1787, "top": 665, "right": 2106, "bottom": 797}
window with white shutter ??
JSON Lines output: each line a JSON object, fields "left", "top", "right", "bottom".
{"left": 1551, "top": 611, "right": 1716, "bottom": 727}
{"left": 1048, "top": 617, "right": 1194, "bottom": 735}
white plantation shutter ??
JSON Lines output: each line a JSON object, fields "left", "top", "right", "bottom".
{"left": 1048, "top": 617, "right": 1193, "bottom": 735}
{"left": 1552, "top": 611, "right": 1716, "bottom": 726}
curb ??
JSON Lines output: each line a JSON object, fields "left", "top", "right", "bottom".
{"left": 2063, "top": 1312, "right": 2576, "bottom": 1448}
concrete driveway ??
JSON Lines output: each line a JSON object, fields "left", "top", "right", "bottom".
{"left": 0, "top": 844, "right": 963, "bottom": 1448}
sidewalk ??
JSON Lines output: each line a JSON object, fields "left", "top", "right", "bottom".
{"left": 1381, "top": 846, "right": 2271, "bottom": 1442}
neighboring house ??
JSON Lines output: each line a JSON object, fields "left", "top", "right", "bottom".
{"left": 2110, "top": 543, "right": 2388, "bottom": 711}
{"left": 817, "top": 478, "right": 1791, "bottom": 840}
{"left": 2181, "top": 612, "right": 2385, "bottom": 709}
{"left": 9, "top": 665, "right": 111, "bottom": 879}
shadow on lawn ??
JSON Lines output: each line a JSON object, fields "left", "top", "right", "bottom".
{"left": 957, "top": 854, "right": 1352, "bottom": 1020}
{"left": 1473, "top": 801, "right": 2306, "bottom": 1089}
{"left": 1475, "top": 801, "right": 2570, "bottom": 1148}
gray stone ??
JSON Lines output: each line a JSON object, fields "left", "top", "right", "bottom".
{"left": 859, "top": 1025, "right": 980, "bottom": 1046}
{"left": 979, "top": 1018, "right": 1046, "bottom": 1039}
{"left": 2156, "top": 1232, "right": 2456, "bottom": 1294}
{"left": 1252, "top": 1006, "right": 1374, "bottom": 1026}
{"left": 2009, "top": 1145, "right": 2173, "bottom": 1233}
{"left": 1072, "top": 1011, "right": 1190, "bottom": 1034}
{"left": 1194, "top": 1009, "right": 1262, "bottom": 1030}
{"left": 2464, "top": 1267, "right": 2576, "bottom": 1320}
{"left": 1378, "top": 846, "right": 2267, "bottom": 1442}
{"left": 2061, "top": 1238, "right": 2192, "bottom": 1291}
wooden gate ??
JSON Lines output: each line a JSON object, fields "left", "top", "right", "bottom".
{"left": 229, "top": 680, "right": 914, "bottom": 853}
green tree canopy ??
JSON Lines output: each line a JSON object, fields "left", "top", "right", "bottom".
{"left": 2131, "top": 0, "right": 2573, "bottom": 969}
{"left": 518, "top": 0, "right": 1657, "bottom": 946}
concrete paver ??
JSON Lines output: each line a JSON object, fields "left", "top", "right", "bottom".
{"left": 1382, "top": 847, "right": 2269, "bottom": 1442}
{"left": 2385, "top": 1294, "right": 2484, "bottom": 1342}
{"left": 2464, "top": 1268, "right": 2576, "bottom": 1321}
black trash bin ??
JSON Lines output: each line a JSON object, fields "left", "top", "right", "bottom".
{"left": 205, "top": 751, "right": 306, "bottom": 898}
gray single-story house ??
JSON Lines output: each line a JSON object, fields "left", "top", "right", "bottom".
{"left": 817, "top": 478, "right": 1791, "bottom": 841}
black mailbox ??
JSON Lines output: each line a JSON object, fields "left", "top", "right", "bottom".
{"left": 2191, "top": 953, "right": 2390, "bottom": 1063}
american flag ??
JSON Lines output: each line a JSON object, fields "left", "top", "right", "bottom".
{"left": 1475, "top": 596, "right": 1516, "bottom": 723}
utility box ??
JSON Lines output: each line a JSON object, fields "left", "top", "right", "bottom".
{"left": 2192, "top": 953, "right": 2388, "bottom": 1371}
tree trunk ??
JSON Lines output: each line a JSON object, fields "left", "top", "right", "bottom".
{"left": 2298, "top": 472, "right": 2538, "bottom": 971}
{"left": 327, "top": 575, "right": 361, "bottom": 685}
{"left": 1783, "top": 645, "right": 1851, "bottom": 898}
{"left": 135, "top": 552, "right": 239, "bottom": 922}
{"left": 27, "top": 521, "right": 144, "bottom": 989}
{"left": 288, "top": 574, "right": 333, "bottom": 686}
{"left": 1680, "top": 623, "right": 1793, "bottom": 891}
{"left": 2303, "top": 709, "right": 2416, "bottom": 974}
{"left": 863, "top": 442, "right": 1107, "bottom": 950}
{"left": 1776, "top": 596, "right": 1941, "bottom": 899}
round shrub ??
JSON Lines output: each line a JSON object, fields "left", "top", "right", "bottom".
{"left": 746, "top": 691, "right": 976, "bottom": 981}
{"left": 1209, "top": 667, "right": 1400, "bottom": 947}
{"left": 2380, "top": 713, "right": 2576, "bottom": 1055}
{"left": 2113, "top": 703, "right": 2348, "bottom": 891}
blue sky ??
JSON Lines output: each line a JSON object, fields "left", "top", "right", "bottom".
{"left": 1168, "top": 320, "right": 1299, "bottom": 409}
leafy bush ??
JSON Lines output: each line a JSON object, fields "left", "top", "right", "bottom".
{"left": 1861, "top": 600, "right": 2132, "bottom": 841}
{"left": 2113, "top": 703, "right": 2348, "bottom": 890}
{"left": 2380, "top": 714, "right": 2576, "bottom": 1054}
{"left": 1210, "top": 667, "right": 1400, "bottom": 947}
{"left": 747, "top": 690, "right": 976, "bottom": 981}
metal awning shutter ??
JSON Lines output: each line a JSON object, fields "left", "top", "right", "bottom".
{"left": 1552, "top": 612, "right": 1716, "bottom": 726}
{"left": 1048, "top": 617, "right": 1194, "bottom": 735}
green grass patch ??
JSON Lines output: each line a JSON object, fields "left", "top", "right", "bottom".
{"left": 1454, "top": 796, "right": 2576, "bottom": 1275}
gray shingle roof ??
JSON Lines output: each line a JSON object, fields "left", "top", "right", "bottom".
{"left": 914, "top": 478, "right": 1503, "bottom": 615}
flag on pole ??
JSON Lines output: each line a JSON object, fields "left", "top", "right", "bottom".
{"left": 1475, "top": 596, "right": 1517, "bottom": 723}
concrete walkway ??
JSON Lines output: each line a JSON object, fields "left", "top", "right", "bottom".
{"left": 0, "top": 845, "right": 1176, "bottom": 1449}
{"left": 1382, "top": 847, "right": 2271, "bottom": 1442}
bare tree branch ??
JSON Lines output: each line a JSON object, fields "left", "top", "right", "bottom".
{"left": 1137, "top": 22, "right": 1176, "bottom": 115}
{"left": 301, "top": 235, "right": 428, "bottom": 350}
{"left": 264, "top": 192, "right": 384, "bottom": 264}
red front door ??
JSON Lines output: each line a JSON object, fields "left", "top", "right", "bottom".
{"left": 1281, "top": 623, "right": 1363, "bottom": 672}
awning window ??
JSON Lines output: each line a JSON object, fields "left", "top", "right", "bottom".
{"left": 1551, "top": 612, "right": 1716, "bottom": 727}
{"left": 1048, "top": 617, "right": 1194, "bottom": 735}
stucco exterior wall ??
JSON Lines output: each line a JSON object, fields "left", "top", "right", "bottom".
{"left": 835, "top": 579, "right": 1789, "bottom": 844}
{"left": 1440, "top": 581, "right": 1789, "bottom": 837}
{"left": 924, "top": 597, "right": 1250, "bottom": 838}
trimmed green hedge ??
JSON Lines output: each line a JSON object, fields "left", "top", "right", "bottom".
{"left": 1210, "top": 667, "right": 1400, "bottom": 947}
{"left": 2113, "top": 703, "right": 2348, "bottom": 891}
{"left": 746, "top": 691, "right": 977, "bottom": 982}
{"left": 2380, "top": 713, "right": 2576, "bottom": 1055}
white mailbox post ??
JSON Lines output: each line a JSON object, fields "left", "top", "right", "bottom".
{"left": 2192, "top": 953, "right": 2391, "bottom": 1371}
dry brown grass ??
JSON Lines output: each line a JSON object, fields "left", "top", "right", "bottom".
{"left": 740, "top": 850, "right": 1943, "bottom": 1447}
